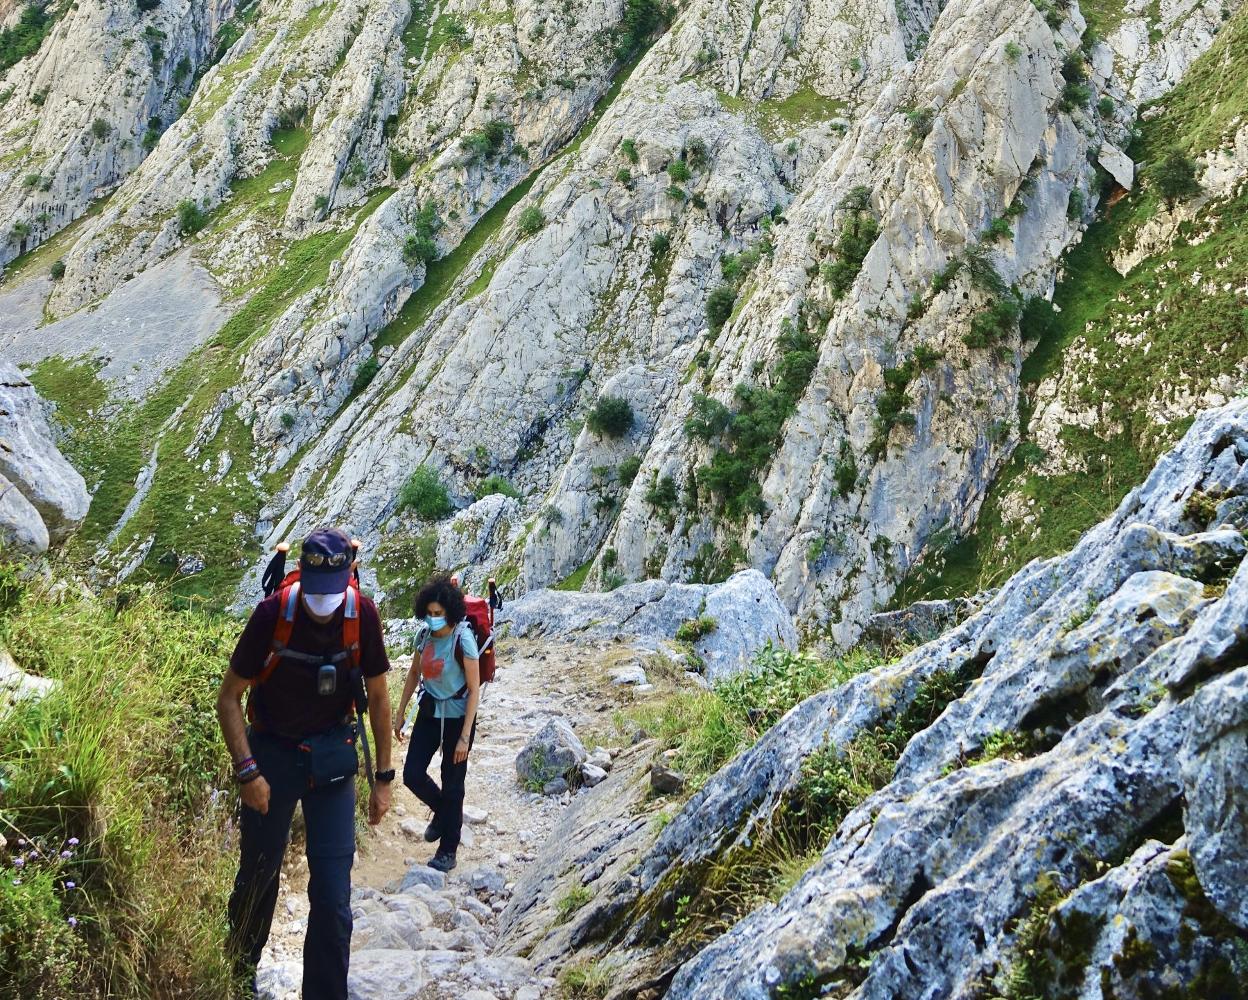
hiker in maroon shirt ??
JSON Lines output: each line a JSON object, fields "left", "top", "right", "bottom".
{"left": 217, "top": 527, "right": 393, "bottom": 1000}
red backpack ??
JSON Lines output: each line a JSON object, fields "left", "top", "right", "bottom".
{"left": 456, "top": 587, "right": 497, "bottom": 683}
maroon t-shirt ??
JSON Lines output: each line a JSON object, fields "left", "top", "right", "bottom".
{"left": 231, "top": 590, "right": 389, "bottom": 740}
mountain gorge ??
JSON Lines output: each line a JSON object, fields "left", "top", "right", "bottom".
{"left": 3, "top": 0, "right": 1248, "bottom": 996}
{"left": 3, "top": 0, "right": 1243, "bottom": 648}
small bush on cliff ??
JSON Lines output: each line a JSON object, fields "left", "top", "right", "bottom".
{"left": 586, "top": 396, "right": 635, "bottom": 438}
{"left": 1149, "top": 149, "right": 1202, "bottom": 211}
{"left": 176, "top": 199, "right": 206, "bottom": 237}
{"left": 397, "top": 464, "right": 453, "bottom": 520}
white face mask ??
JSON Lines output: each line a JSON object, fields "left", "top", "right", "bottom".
{"left": 303, "top": 591, "right": 345, "bottom": 616}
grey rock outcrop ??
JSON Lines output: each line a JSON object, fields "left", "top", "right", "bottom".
{"left": 862, "top": 593, "right": 992, "bottom": 647}
{"left": 519, "top": 399, "right": 1248, "bottom": 997}
{"left": 0, "top": 361, "right": 89, "bottom": 549}
{"left": 500, "top": 569, "right": 798, "bottom": 680}
{"left": 515, "top": 717, "right": 587, "bottom": 791}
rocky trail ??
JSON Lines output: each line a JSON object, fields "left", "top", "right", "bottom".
{"left": 255, "top": 635, "right": 645, "bottom": 1000}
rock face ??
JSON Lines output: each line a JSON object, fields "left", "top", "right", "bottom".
{"left": 1, "top": 0, "right": 1236, "bottom": 645}
{"left": 515, "top": 400, "right": 1248, "bottom": 997}
{"left": 0, "top": 361, "right": 89, "bottom": 550}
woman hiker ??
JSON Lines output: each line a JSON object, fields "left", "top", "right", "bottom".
{"left": 393, "top": 574, "right": 481, "bottom": 872}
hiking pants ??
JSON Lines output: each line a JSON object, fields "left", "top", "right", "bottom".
{"left": 403, "top": 693, "right": 477, "bottom": 852}
{"left": 227, "top": 729, "right": 355, "bottom": 1000}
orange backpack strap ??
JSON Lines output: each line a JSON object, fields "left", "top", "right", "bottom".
{"left": 257, "top": 581, "right": 301, "bottom": 686}
{"left": 343, "top": 583, "right": 362, "bottom": 671}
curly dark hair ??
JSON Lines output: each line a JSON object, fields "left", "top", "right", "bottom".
{"left": 413, "top": 574, "right": 467, "bottom": 624}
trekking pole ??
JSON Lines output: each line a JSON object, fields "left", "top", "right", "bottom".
{"left": 352, "top": 669, "right": 375, "bottom": 790}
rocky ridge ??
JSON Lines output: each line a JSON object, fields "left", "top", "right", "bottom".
{"left": 492, "top": 398, "right": 1248, "bottom": 997}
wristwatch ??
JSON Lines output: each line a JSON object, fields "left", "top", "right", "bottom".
{"left": 375, "top": 769, "right": 396, "bottom": 783}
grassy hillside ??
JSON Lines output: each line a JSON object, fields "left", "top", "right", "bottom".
{"left": 0, "top": 568, "right": 238, "bottom": 998}
{"left": 899, "top": 6, "right": 1248, "bottom": 601}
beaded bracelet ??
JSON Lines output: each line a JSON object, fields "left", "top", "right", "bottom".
{"left": 235, "top": 757, "right": 259, "bottom": 784}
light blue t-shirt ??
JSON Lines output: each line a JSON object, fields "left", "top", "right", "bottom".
{"left": 419, "top": 620, "right": 479, "bottom": 718}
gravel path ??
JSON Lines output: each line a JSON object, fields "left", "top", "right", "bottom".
{"left": 255, "top": 637, "right": 631, "bottom": 999}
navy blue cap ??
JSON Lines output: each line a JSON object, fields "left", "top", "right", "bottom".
{"left": 299, "top": 527, "right": 354, "bottom": 594}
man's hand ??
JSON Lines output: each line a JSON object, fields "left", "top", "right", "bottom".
{"left": 240, "top": 775, "right": 271, "bottom": 815}
{"left": 368, "top": 782, "right": 391, "bottom": 826}
{"left": 393, "top": 709, "right": 406, "bottom": 743}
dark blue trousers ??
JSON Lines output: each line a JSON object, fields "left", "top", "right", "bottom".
{"left": 402, "top": 693, "right": 476, "bottom": 852}
{"left": 227, "top": 730, "right": 355, "bottom": 1000}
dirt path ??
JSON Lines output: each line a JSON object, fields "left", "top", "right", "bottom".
{"left": 255, "top": 636, "right": 637, "bottom": 999}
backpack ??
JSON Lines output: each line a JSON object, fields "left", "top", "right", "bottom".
{"left": 249, "top": 547, "right": 363, "bottom": 723}
{"left": 455, "top": 589, "right": 497, "bottom": 683}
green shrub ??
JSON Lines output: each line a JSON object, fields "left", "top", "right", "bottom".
{"left": 985, "top": 216, "right": 1014, "bottom": 241}
{"left": 0, "top": 2, "right": 55, "bottom": 75}
{"left": 833, "top": 441, "right": 857, "bottom": 497}
{"left": 615, "top": 167, "right": 632, "bottom": 184}
{"left": 460, "top": 119, "right": 511, "bottom": 163}
{"left": 176, "top": 199, "right": 206, "bottom": 237}
{"left": 397, "top": 464, "right": 454, "bottom": 520}
{"left": 474, "top": 474, "right": 520, "bottom": 500}
{"left": 1060, "top": 81, "right": 1092, "bottom": 111}
{"left": 697, "top": 315, "right": 818, "bottom": 520}
{"left": 90, "top": 118, "right": 111, "bottom": 140}
{"left": 49, "top": 259, "right": 65, "bottom": 280}
{"left": 675, "top": 615, "right": 717, "bottom": 642}
{"left": 518, "top": 205, "right": 545, "bottom": 236}
{"left": 1149, "top": 148, "right": 1202, "bottom": 210}
{"left": 644, "top": 474, "right": 678, "bottom": 513}
{"left": 962, "top": 242, "right": 1006, "bottom": 295}
{"left": 0, "top": 574, "right": 239, "bottom": 997}
{"left": 390, "top": 148, "right": 416, "bottom": 179}
{"left": 402, "top": 201, "right": 441, "bottom": 268}
{"left": 350, "top": 356, "right": 379, "bottom": 396}
{"left": 587, "top": 396, "right": 635, "bottom": 438}
{"left": 650, "top": 231, "right": 670, "bottom": 259}
{"left": 685, "top": 393, "right": 732, "bottom": 440}
{"left": 1019, "top": 296, "right": 1058, "bottom": 343}
{"left": 314, "top": 193, "right": 331, "bottom": 213}
{"left": 614, "top": 0, "right": 670, "bottom": 60}
{"left": 21, "top": 172, "right": 40, "bottom": 187}
{"left": 705, "top": 284, "right": 737, "bottom": 334}
{"left": 620, "top": 138, "right": 639, "bottom": 163}
{"left": 667, "top": 159, "right": 692, "bottom": 182}
{"left": 1066, "top": 186, "right": 1085, "bottom": 220}
{"left": 905, "top": 107, "right": 935, "bottom": 141}
{"left": 1097, "top": 96, "right": 1114, "bottom": 118}
{"left": 821, "top": 194, "right": 880, "bottom": 300}
{"left": 618, "top": 455, "right": 643, "bottom": 486}
{"left": 665, "top": 184, "right": 686, "bottom": 201}
{"left": 964, "top": 293, "right": 1022, "bottom": 349}
{"left": 9, "top": 221, "right": 31, "bottom": 242}
{"left": 1005, "top": 40, "right": 1023, "bottom": 61}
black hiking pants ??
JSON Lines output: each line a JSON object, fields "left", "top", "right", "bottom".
{"left": 402, "top": 693, "right": 476, "bottom": 853}
{"left": 227, "top": 728, "right": 355, "bottom": 1000}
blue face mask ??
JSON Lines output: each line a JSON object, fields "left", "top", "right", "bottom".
{"left": 425, "top": 615, "right": 447, "bottom": 632}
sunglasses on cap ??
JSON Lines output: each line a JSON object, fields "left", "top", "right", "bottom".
{"left": 302, "top": 551, "right": 350, "bottom": 567}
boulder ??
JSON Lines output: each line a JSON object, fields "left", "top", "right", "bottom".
{"left": 347, "top": 949, "right": 425, "bottom": 1000}
{"left": 515, "top": 718, "right": 587, "bottom": 789}
{"left": 580, "top": 762, "right": 608, "bottom": 787}
{"left": 0, "top": 473, "right": 49, "bottom": 554}
{"left": 500, "top": 570, "right": 798, "bottom": 680}
{"left": 0, "top": 648, "right": 55, "bottom": 707}
{"left": 0, "top": 362, "right": 90, "bottom": 544}
{"left": 650, "top": 762, "right": 686, "bottom": 795}
{"left": 862, "top": 593, "right": 992, "bottom": 647}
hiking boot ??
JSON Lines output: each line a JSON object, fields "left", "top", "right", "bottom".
{"left": 428, "top": 849, "right": 457, "bottom": 872}
{"left": 423, "top": 819, "right": 440, "bottom": 843}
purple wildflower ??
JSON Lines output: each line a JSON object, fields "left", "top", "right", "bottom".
{"left": 67, "top": 838, "right": 79, "bottom": 846}
{"left": 13, "top": 857, "right": 24, "bottom": 869}
{"left": 65, "top": 881, "right": 75, "bottom": 889}
{"left": 11, "top": 878, "right": 20, "bottom": 886}
{"left": 67, "top": 917, "right": 78, "bottom": 928}
{"left": 61, "top": 850, "right": 72, "bottom": 859}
